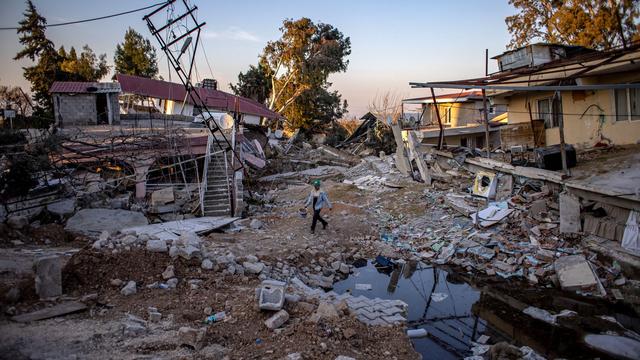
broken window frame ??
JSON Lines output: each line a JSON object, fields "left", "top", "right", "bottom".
{"left": 614, "top": 87, "right": 640, "bottom": 122}
{"left": 537, "top": 96, "right": 562, "bottom": 128}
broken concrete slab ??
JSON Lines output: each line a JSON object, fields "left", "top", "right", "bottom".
{"left": 123, "top": 216, "right": 239, "bottom": 242}
{"left": 46, "top": 198, "right": 76, "bottom": 219}
{"left": 11, "top": 301, "right": 87, "bottom": 322}
{"left": 560, "top": 192, "right": 581, "bottom": 234}
{"left": 554, "top": 255, "right": 598, "bottom": 292}
{"left": 34, "top": 256, "right": 62, "bottom": 299}
{"left": 150, "top": 187, "right": 174, "bottom": 206}
{"left": 445, "top": 194, "right": 476, "bottom": 217}
{"left": 471, "top": 205, "right": 514, "bottom": 227}
{"left": 178, "top": 327, "right": 206, "bottom": 350}
{"left": 65, "top": 209, "right": 148, "bottom": 237}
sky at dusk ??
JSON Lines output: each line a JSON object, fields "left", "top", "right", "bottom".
{"left": 0, "top": 0, "right": 515, "bottom": 117}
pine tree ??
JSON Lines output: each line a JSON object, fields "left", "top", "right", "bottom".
{"left": 14, "top": 0, "right": 58, "bottom": 116}
{"left": 114, "top": 28, "right": 158, "bottom": 78}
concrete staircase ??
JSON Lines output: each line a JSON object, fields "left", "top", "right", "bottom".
{"left": 202, "top": 144, "right": 232, "bottom": 217}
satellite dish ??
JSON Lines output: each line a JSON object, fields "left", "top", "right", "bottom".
{"left": 214, "top": 113, "right": 234, "bottom": 130}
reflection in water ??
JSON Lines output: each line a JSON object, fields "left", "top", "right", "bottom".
{"left": 332, "top": 259, "right": 637, "bottom": 359}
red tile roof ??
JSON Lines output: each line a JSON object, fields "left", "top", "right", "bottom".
{"left": 50, "top": 81, "right": 121, "bottom": 93}
{"left": 116, "top": 74, "right": 280, "bottom": 119}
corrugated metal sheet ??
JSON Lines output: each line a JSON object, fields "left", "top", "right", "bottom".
{"left": 50, "top": 82, "right": 121, "bottom": 93}
{"left": 116, "top": 74, "right": 280, "bottom": 119}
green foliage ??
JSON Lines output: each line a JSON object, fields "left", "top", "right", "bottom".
{"left": 114, "top": 28, "right": 159, "bottom": 78}
{"left": 230, "top": 63, "right": 271, "bottom": 104}
{"left": 232, "top": 17, "right": 351, "bottom": 131}
{"left": 58, "top": 45, "right": 110, "bottom": 82}
{"left": 506, "top": 0, "right": 640, "bottom": 50}
{"left": 14, "top": 1, "right": 110, "bottom": 119}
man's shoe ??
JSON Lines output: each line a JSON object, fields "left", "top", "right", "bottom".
{"left": 322, "top": 223, "right": 328, "bottom": 230}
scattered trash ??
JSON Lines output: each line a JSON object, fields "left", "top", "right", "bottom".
{"left": 355, "top": 283, "right": 372, "bottom": 291}
{"left": 407, "top": 328, "right": 428, "bottom": 338}
{"left": 204, "top": 311, "right": 226, "bottom": 324}
{"left": 430, "top": 293, "right": 448, "bottom": 302}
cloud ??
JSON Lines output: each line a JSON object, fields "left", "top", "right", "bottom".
{"left": 203, "top": 27, "right": 259, "bottom": 42}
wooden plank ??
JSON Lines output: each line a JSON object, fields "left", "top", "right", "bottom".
{"left": 11, "top": 301, "right": 87, "bottom": 323}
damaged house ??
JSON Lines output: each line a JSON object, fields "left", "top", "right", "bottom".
{"left": 402, "top": 90, "right": 507, "bottom": 149}
{"left": 51, "top": 81, "right": 121, "bottom": 127}
{"left": 406, "top": 42, "right": 640, "bottom": 256}
{"left": 48, "top": 75, "right": 280, "bottom": 220}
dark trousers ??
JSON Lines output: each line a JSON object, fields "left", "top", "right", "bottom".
{"left": 311, "top": 208, "right": 327, "bottom": 231}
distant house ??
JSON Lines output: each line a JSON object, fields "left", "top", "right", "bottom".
{"left": 116, "top": 74, "right": 280, "bottom": 125}
{"left": 50, "top": 82, "right": 121, "bottom": 127}
{"left": 402, "top": 90, "right": 507, "bottom": 148}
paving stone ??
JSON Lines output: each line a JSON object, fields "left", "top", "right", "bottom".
{"left": 380, "top": 306, "right": 402, "bottom": 316}
{"left": 382, "top": 314, "right": 406, "bottom": 324}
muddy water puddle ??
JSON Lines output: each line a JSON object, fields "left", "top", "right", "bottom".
{"left": 333, "top": 260, "right": 640, "bottom": 359}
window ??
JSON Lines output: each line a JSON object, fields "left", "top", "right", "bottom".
{"left": 538, "top": 96, "right": 562, "bottom": 128}
{"left": 460, "top": 137, "right": 468, "bottom": 147}
{"left": 614, "top": 88, "right": 640, "bottom": 121}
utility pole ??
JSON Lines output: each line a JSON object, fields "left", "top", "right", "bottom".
{"left": 553, "top": 90, "right": 569, "bottom": 176}
{"left": 430, "top": 87, "right": 444, "bottom": 150}
{"left": 482, "top": 89, "right": 490, "bottom": 158}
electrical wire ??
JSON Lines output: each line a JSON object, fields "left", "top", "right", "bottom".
{"left": 0, "top": 2, "right": 168, "bottom": 31}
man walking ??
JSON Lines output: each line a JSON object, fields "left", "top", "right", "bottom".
{"left": 304, "top": 179, "right": 332, "bottom": 234}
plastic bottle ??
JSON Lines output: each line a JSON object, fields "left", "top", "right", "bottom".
{"left": 204, "top": 311, "right": 226, "bottom": 324}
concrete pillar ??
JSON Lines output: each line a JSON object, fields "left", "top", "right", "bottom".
{"left": 133, "top": 159, "right": 154, "bottom": 199}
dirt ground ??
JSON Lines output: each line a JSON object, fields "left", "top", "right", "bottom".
{"left": 0, "top": 180, "right": 423, "bottom": 360}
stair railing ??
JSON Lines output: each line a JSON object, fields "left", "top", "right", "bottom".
{"left": 199, "top": 133, "right": 213, "bottom": 215}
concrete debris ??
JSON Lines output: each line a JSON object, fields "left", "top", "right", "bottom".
{"left": 120, "top": 281, "right": 137, "bottom": 296}
{"left": 584, "top": 334, "right": 640, "bottom": 359}
{"left": 146, "top": 239, "right": 168, "bottom": 253}
{"left": 150, "top": 187, "right": 174, "bottom": 207}
{"left": 170, "top": 232, "right": 202, "bottom": 260}
{"left": 46, "top": 198, "right": 76, "bottom": 219}
{"left": 243, "top": 261, "right": 265, "bottom": 274}
{"left": 250, "top": 219, "right": 264, "bottom": 230}
{"left": 201, "top": 259, "right": 214, "bottom": 270}
{"left": 34, "top": 256, "right": 62, "bottom": 299}
{"left": 65, "top": 209, "right": 148, "bottom": 237}
{"left": 177, "top": 326, "right": 206, "bottom": 350}
{"left": 259, "top": 280, "right": 286, "bottom": 311}
{"left": 123, "top": 217, "right": 239, "bottom": 242}
{"left": 264, "top": 309, "right": 289, "bottom": 330}
{"left": 554, "top": 255, "right": 598, "bottom": 292}
{"left": 162, "top": 265, "right": 175, "bottom": 280}
{"left": 309, "top": 301, "right": 339, "bottom": 323}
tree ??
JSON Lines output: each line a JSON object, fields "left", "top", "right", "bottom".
{"left": 15, "top": 1, "right": 110, "bottom": 118}
{"left": 59, "top": 45, "right": 109, "bottom": 81}
{"left": 0, "top": 85, "right": 31, "bottom": 115}
{"left": 114, "top": 28, "right": 159, "bottom": 78}
{"left": 233, "top": 18, "right": 351, "bottom": 130}
{"left": 229, "top": 63, "right": 271, "bottom": 104}
{"left": 14, "top": 0, "right": 58, "bottom": 116}
{"left": 506, "top": 0, "right": 640, "bottom": 50}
